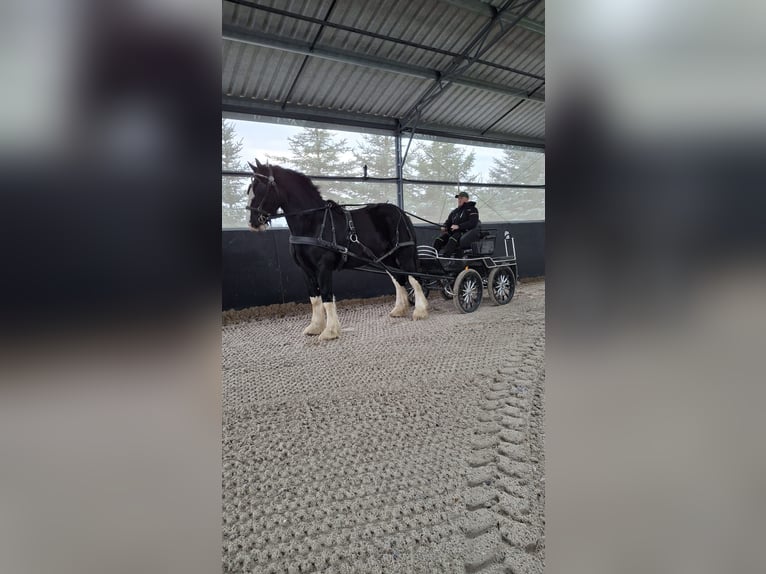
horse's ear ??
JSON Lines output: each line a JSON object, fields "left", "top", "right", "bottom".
{"left": 248, "top": 161, "right": 257, "bottom": 172}
{"left": 255, "top": 158, "right": 263, "bottom": 169}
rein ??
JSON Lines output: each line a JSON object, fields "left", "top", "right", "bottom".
{"left": 247, "top": 170, "right": 441, "bottom": 229}
{"left": 246, "top": 170, "right": 420, "bottom": 272}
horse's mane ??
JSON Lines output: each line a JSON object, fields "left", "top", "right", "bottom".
{"left": 272, "top": 165, "right": 323, "bottom": 201}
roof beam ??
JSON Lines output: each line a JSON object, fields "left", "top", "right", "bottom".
{"left": 224, "top": 0, "right": 544, "bottom": 81}
{"left": 223, "top": 25, "right": 545, "bottom": 103}
{"left": 222, "top": 96, "right": 545, "bottom": 150}
{"left": 398, "top": 0, "right": 542, "bottom": 129}
{"left": 441, "top": 0, "right": 545, "bottom": 35}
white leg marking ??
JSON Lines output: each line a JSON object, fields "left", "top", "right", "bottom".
{"left": 319, "top": 298, "right": 341, "bottom": 340}
{"left": 303, "top": 296, "right": 326, "bottom": 335}
{"left": 388, "top": 276, "right": 410, "bottom": 318}
{"left": 408, "top": 275, "right": 429, "bottom": 320}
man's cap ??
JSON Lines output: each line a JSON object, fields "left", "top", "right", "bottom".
{"left": 455, "top": 191, "right": 469, "bottom": 199}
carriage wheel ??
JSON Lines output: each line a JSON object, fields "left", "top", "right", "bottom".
{"left": 453, "top": 269, "right": 483, "bottom": 314}
{"left": 487, "top": 266, "right": 515, "bottom": 305}
{"left": 406, "top": 284, "right": 430, "bottom": 306}
{"left": 441, "top": 281, "right": 454, "bottom": 300}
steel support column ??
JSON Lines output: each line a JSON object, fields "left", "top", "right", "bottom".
{"left": 395, "top": 124, "right": 404, "bottom": 209}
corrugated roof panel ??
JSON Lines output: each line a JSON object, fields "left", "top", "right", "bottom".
{"left": 486, "top": 0, "right": 545, "bottom": 23}
{"left": 480, "top": 27, "right": 545, "bottom": 78}
{"left": 420, "top": 85, "right": 525, "bottom": 131}
{"left": 339, "top": 0, "right": 489, "bottom": 55}
{"left": 323, "top": 0, "right": 489, "bottom": 71}
{"left": 463, "top": 29, "right": 544, "bottom": 82}
{"left": 462, "top": 63, "right": 542, "bottom": 95}
{"left": 491, "top": 100, "right": 545, "bottom": 138}
{"left": 221, "top": 0, "right": 546, "bottom": 145}
{"left": 222, "top": 41, "right": 307, "bottom": 102}
{"left": 225, "top": 0, "right": 332, "bottom": 41}
{"left": 287, "top": 58, "right": 432, "bottom": 117}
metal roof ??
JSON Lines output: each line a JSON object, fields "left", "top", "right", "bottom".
{"left": 222, "top": 0, "right": 545, "bottom": 149}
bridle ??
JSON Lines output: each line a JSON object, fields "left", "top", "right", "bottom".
{"left": 247, "top": 166, "right": 279, "bottom": 226}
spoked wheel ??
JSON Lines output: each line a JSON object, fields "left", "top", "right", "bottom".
{"left": 487, "top": 266, "right": 515, "bottom": 305}
{"left": 453, "top": 269, "right": 483, "bottom": 314}
{"left": 441, "top": 281, "right": 454, "bottom": 300}
{"left": 406, "top": 284, "right": 430, "bottom": 306}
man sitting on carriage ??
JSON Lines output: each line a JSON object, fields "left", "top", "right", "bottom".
{"left": 433, "top": 191, "right": 481, "bottom": 257}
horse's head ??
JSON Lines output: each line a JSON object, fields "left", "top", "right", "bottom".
{"left": 246, "top": 159, "right": 280, "bottom": 231}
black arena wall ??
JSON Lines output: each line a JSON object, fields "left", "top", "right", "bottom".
{"left": 222, "top": 222, "right": 544, "bottom": 310}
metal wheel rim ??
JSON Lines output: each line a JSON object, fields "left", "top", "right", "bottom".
{"left": 493, "top": 271, "right": 512, "bottom": 303}
{"left": 460, "top": 277, "right": 480, "bottom": 311}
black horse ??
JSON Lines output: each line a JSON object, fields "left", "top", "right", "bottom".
{"left": 246, "top": 160, "right": 429, "bottom": 340}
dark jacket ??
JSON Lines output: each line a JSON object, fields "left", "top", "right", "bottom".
{"left": 443, "top": 201, "right": 479, "bottom": 232}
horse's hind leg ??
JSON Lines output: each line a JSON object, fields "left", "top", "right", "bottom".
{"left": 408, "top": 276, "right": 429, "bottom": 320}
{"left": 388, "top": 273, "right": 410, "bottom": 318}
{"left": 302, "top": 272, "right": 326, "bottom": 336}
{"left": 395, "top": 246, "right": 428, "bottom": 320}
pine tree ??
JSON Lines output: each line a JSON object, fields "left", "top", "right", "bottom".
{"left": 353, "top": 134, "right": 396, "bottom": 177}
{"left": 488, "top": 148, "right": 545, "bottom": 184}
{"left": 222, "top": 119, "right": 248, "bottom": 227}
{"left": 274, "top": 128, "right": 365, "bottom": 203}
{"left": 405, "top": 141, "right": 476, "bottom": 223}
{"left": 350, "top": 133, "right": 398, "bottom": 204}
{"left": 484, "top": 149, "right": 545, "bottom": 220}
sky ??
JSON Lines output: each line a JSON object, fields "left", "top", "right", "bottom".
{"left": 229, "top": 118, "right": 513, "bottom": 178}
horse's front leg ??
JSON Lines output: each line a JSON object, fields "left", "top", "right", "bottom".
{"left": 302, "top": 271, "right": 326, "bottom": 336}
{"left": 317, "top": 265, "right": 341, "bottom": 341}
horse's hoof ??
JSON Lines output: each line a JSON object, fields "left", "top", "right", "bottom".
{"left": 412, "top": 308, "right": 428, "bottom": 321}
{"left": 389, "top": 307, "right": 409, "bottom": 318}
{"left": 318, "top": 329, "right": 339, "bottom": 341}
{"left": 303, "top": 323, "right": 324, "bottom": 335}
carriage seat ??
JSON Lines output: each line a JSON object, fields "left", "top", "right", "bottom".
{"left": 462, "top": 227, "right": 496, "bottom": 257}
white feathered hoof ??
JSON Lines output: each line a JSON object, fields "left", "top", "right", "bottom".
{"left": 302, "top": 322, "right": 325, "bottom": 336}
{"left": 412, "top": 307, "right": 429, "bottom": 321}
{"left": 319, "top": 300, "right": 341, "bottom": 340}
{"left": 389, "top": 305, "right": 409, "bottom": 318}
{"left": 318, "top": 326, "right": 340, "bottom": 340}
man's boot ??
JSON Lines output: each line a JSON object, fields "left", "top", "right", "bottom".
{"left": 439, "top": 235, "right": 460, "bottom": 257}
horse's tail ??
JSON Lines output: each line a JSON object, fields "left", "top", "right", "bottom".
{"left": 399, "top": 207, "right": 421, "bottom": 273}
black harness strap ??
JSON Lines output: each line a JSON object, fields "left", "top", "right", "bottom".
{"left": 264, "top": 191, "right": 420, "bottom": 273}
{"left": 343, "top": 209, "right": 379, "bottom": 263}
{"left": 290, "top": 202, "right": 349, "bottom": 268}
{"left": 288, "top": 235, "right": 347, "bottom": 254}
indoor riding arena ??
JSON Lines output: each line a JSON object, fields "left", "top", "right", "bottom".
{"left": 222, "top": 1, "right": 546, "bottom": 573}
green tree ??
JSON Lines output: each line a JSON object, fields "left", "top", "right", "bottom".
{"left": 349, "top": 133, "right": 398, "bottom": 203}
{"left": 484, "top": 149, "right": 545, "bottom": 220}
{"left": 272, "top": 128, "right": 368, "bottom": 203}
{"left": 405, "top": 141, "right": 476, "bottom": 223}
{"left": 222, "top": 119, "right": 248, "bottom": 227}
{"left": 353, "top": 134, "right": 396, "bottom": 178}
{"left": 488, "top": 148, "right": 545, "bottom": 184}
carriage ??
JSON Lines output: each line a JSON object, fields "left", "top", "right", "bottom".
{"left": 362, "top": 227, "right": 518, "bottom": 314}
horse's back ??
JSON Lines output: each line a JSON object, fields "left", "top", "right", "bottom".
{"left": 353, "top": 203, "right": 413, "bottom": 239}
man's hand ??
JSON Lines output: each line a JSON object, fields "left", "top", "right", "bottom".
{"left": 450, "top": 224, "right": 459, "bottom": 231}
{"left": 440, "top": 226, "right": 446, "bottom": 232}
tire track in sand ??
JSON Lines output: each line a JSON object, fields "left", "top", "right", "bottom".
{"left": 461, "top": 323, "right": 545, "bottom": 574}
